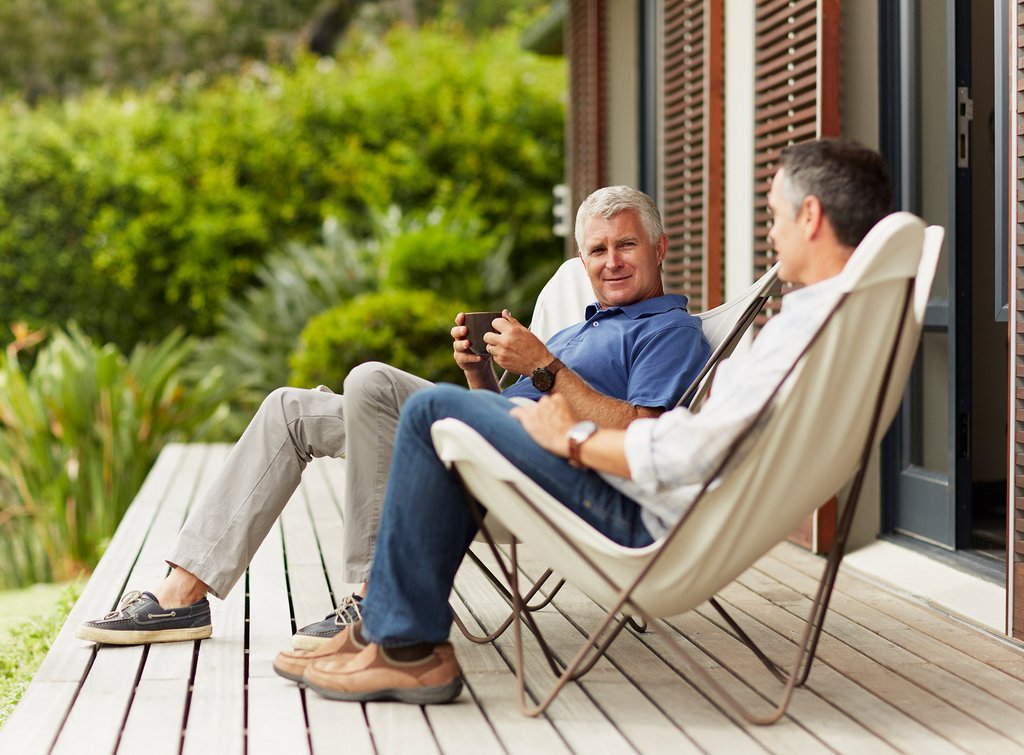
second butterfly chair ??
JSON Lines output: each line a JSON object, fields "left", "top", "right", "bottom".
{"left": 436, "top": 214, "right": 942, "bottom": 723}
{"left": 454, "top": 255, "right": 784, "bottom": 643}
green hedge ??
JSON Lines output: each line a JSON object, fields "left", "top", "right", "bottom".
{"left": 289, "top": 290, "right": 472, "bottom": 390}
{"left": 0, "top": 23, "right": 564, "bottom": 348}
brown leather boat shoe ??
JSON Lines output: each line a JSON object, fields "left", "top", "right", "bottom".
{"left": 303, "top": 642, "right": 462, "bottom": 704}
{"left": 273, "top": 625, "right": 364, "bottom": 683}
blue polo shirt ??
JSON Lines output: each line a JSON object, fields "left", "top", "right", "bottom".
{"left": 500, "top": 294, "right": 710, "bottom": 409}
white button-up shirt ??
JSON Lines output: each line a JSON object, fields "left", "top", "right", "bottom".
{"left": 602, "top": 275, "right": 845, "bottom": 539}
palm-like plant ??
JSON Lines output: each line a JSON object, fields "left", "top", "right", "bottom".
{"left": 0, "top": 325, "right": 232, "bottom": 588}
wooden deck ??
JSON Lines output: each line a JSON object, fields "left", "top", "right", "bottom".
{"left": 3, "top": 442, "right": 1024, "bottom": 754}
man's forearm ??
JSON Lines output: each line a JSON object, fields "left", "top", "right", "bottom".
{"left": 551, "top": 368, "right": 662, "bottom": 428}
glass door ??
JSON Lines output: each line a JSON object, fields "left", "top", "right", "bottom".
{"left": 880, "top": 0, "right": 972, "bottom": 549}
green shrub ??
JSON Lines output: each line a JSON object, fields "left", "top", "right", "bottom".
{"left": 190, "top": 207, "right": 554, "bottom": 433}
{"left": 288, "top": 290, "right": 471, "bottom": 390}
{"left": 0, "top": 326, "right": 233, "bottom": 588}
{"left": 0, "top": 23, "right": 564, "bottom": 348}
{"left": 382, "top": 216, "right": 501, "bottom": 307}
{"left": 0, "top": 582, "right": 81, "bottom": 728}
{"left": 188, "top": 215, "right": 385, "bottom": 431}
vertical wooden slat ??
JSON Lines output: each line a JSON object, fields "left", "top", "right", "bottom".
{"left": 753, "top": 0, "right": 841, "bottom": 554}
{"left": 661, "top": 0, "right": 724, "bottom": 312}
{"left": 567, "top": 0, "right": 606, "bottom": 248}
{"left": 752, "top": 0, "right": 840, "bottom": 314}
{"left": 1011, "top": 0, "right": 1024, "bottom": 641}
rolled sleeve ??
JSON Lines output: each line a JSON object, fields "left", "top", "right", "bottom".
{"left": 623, "top": 417, "right": 660, "bottom": 493}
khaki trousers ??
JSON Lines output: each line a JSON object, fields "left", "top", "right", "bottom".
{"left": 167, "top": 362, "right": 431, "bottom": 599}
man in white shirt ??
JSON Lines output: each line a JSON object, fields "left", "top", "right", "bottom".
{"left": 275, "top": 138, "right": 894, "bottom": 705}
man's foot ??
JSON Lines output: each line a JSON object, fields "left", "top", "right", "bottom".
{"left": 292, "top": 593, "right": 363, "bottom": 650}
{"left": 273, "top": 625, "right": 365, "bottom": 683}
{"left": 76, "top": 591, "right": 212, "bottom": 645}
{"left": 303, "top": 642, "right": 462, "bottom": 704}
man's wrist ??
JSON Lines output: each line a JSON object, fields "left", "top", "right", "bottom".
{"left": 567, "top": 420, "right": 599, "bottom": 467}
{"left": 531, "top": 357, "right": 564, "bottom": 393}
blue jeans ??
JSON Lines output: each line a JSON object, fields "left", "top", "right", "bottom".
{"left": 360, "top": 384, "right": 653, "bottom": 647}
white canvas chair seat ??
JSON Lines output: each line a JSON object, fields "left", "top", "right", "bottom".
{"left": 433, "top": 213, "right": 943, "bottom": 722}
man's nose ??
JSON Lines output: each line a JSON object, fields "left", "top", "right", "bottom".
{"left": 605, "top": 248, "right": 624, "bottom": 268}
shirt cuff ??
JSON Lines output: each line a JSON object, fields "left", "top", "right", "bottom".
{"left": 624, "top": 417, "right": 660, "bottom": 494}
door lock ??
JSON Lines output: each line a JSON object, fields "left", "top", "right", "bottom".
{"left": 956, "top": 86, "right": 973, "bottom": 168}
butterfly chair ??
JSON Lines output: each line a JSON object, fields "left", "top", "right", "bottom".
{"left": 433, "top": 213, "right": 942, "bottom": 724}
{"left": 456, "top": 256, "right": 784, "bottom": 643}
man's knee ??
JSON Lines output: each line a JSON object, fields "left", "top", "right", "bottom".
{"left": 344, "top": 361, "right": 404, "bottom": 402}
{"left": 402, "top": 384, "right": 466, "bottom": 428}
{"left": 257, "top": 386, "right": 336, "bottom": 426}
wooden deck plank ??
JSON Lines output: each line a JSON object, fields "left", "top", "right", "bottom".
{"left": 681, "top": 601, "right": 936, "bottom": 754}
{"left": 756, "top": 554, "right": 1024, "bottom": 725}
{"left": 49, "top": 445, "right": 221, "bottom": 754}
{"left": 738, "top": 560, "right": 1024, "bottom": 744}
{"left": 180, "top": 585, "right": 246, "bottom": 754}
{"left": 455, "top": 551, "right": 664, "bottom": 755}
{"left": 725, "top": 573, "right": 1018, "bottom": 753}
{"left": 179, "top": 446, "right": 246, "bottom": 755}
{"left": 776, "top": 543, "right": 1024, "bottom": 678}
{"left": 305, "top": 696, "right": 375, "bottom": 755}
{"left": 30, "top": 444, "right": 188, "bottom": 687}
{"left": 281, "top": 484, "right": 334, "bottom": 631}
{"left": 248, "top": 519, "right": 295, "bottom": 676}
{"left": 114, "top": 445, "right": 230, "bottom": 753}
{"left": 50, "top": 645, "right": 142, "bottom": 755}
{"left": 116, "top": 676, "right": 190, "bottom": 755}
{"left": 0, "top": 681, "right": 78, "bottom": 755}
{"left": 506, "top": 547, "right": 830, "bottom": 755}
{"left": 246, "top": 516, "right": 310, "bottom": 753}
{"left": 307, "top": 458, "right": 359, "bottom": 598}
{"left": 247, "top": 676, "right": 310, "bottom": 755}
{"left": 448, "top": 589, "right": 573, "bottom": 755}
{"left": 367, "top": 703, "right": 442, "bottom": 755}
{"left": 11, "top": 444, "right": 1024, "bottom": 754}
{"left": 709, "top": 579, "right": 966, "bottom": 755}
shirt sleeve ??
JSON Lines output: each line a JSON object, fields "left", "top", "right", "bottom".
{"left": 622, "top": 321, "right": 795, "bottom": 494}
{"left": 624, "top": 320, "right": 712, "bottom": 409}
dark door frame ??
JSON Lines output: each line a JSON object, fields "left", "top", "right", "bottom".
{"left": 878, "top": 0, "right": 973, "bottom": 550}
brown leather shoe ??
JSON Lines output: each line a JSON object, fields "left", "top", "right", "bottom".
{"left": 273, "top": 625, "right": 364, "bottom": 682}
{"left": 304, "top": 642, "right": 462, "bottom": 704}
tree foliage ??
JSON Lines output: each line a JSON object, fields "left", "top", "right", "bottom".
{"left": 0, "top": 23, "right": 565, "bottom": 348}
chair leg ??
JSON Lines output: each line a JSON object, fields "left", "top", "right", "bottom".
{"left": 452, "top": 547, "right": 563, "bottom": 645}
{"left": 505, "top": 541, "right": 640, "bottom": 715}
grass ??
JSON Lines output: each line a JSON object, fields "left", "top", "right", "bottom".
{"left": 0, "top": 581, "right": 82, "bottom": 728}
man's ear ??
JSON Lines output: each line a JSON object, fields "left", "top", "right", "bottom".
{"left": 655, "top": 233, "right": 669, "bottom": 264}
{"left": 800, "top": 195, "right": 825, "bottom": 240}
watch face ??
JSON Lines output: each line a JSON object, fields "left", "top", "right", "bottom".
{"left": 531, "top": 367, "right": 555, "bottom": 392}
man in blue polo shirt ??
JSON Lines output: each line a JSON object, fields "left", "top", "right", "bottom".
{"left": 78, "top": 185, "right": 711, "bottom": 650}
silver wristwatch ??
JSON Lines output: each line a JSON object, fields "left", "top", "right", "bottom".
{"left": 567, "top": 420, "right": 598, "bottom": 467}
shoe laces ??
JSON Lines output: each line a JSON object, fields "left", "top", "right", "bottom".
{"left": 332, "top": 594, "right": 363, "bottom": 627}
{"left": 104, "top": 590, "right": 144, "bottom": 619}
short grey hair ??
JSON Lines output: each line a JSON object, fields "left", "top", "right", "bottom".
{"left": 777, "top": 139, "right": 893, "bottom": 248}
{"left": 574, "top": 186, "right": 664, "bottom": 251}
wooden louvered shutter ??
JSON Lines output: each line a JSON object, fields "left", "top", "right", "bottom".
{"left": 1012, "top": 0, "right": 1024, "bottom": 640}
{"left": 754, "top": 0, "right": 840, "bottom": 554}
{"left": 753, "top": 0, "right": 840, "bottom": 303}
{"left": 661, "top": 0, "right": 724, "bottom": 311}
{"left": 566, "top": 0, "right": 606, "bottom": 236}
